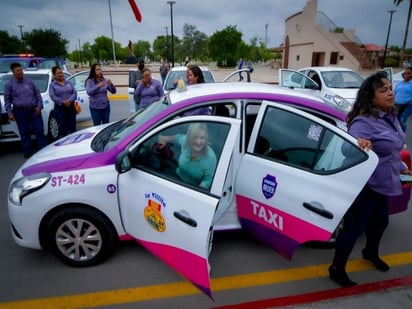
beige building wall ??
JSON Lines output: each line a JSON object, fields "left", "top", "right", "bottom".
{"left": 283, "top": 0, "right": 363, "bottom": 71}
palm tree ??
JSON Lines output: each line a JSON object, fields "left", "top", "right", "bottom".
{"left": 394, "top": 0, "right": 412, "bottom": 66}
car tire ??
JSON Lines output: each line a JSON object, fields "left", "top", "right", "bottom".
{"left": 46, "top": 207, "right": 117, "bottom": 267}
{"left": 47, "top": 112, "right": 60, "bottom": 142}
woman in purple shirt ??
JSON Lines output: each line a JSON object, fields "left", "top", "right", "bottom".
{"left": 86, "top": 64, "right": 116, "bottom": 125}
{"left": 49, "top": 66, "right": 77, "bottom": 137}
{"left": 134, "top": 68, "right": 164, "bottom": 110}
{"left": 329, "top": 71, "right": 412, "bottom": 287}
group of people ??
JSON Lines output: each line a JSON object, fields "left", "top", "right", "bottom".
{"left": 131, "top": 60, "right": 209, "bottom": 115}
{"left": 3, "top": 62, "right": 116, "bottom": 158}
{"left": 237, "top": 58, "right": 253, "bottom": 81}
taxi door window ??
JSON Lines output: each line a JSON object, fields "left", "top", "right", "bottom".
{"left": 253, "top": 106, "right": 367, "bottom": 174}
{"left": 134, "top": 121, "right": 231, "bottom": 191}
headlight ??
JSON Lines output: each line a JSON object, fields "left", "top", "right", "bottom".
{"left": 8, "top": 172, "right": 51, "bottom": 206}
{"left": 332, "top": 95, "right": 352, "bottom": 112}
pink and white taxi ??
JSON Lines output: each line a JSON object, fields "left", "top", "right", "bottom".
{"left": 7, "top": 82, "right": 410, "bottom": 296}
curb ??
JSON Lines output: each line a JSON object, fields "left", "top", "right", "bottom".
{"left": 108, "top": 94, "right": 128, "bottom": 100}
{"left": 212, "top": 276, "right": 412, "bottom": 309}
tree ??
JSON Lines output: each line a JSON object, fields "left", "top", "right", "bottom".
{"left": 132, "top": 40, "right": 152, "bottom": 60}
{"left": 24, "top": 28, "right": 68, "bottom": 57}
{"left": 394, "top": 0, "right": 412, "bottom": 65}
{"left": 0, "top": 31, "right": 21, "bottom": 55}
{"left": 152, "top": 35, "right": 169, "bottom": 62}
{"left": 209, "top": 26, "right": 242, "bottom": 67}
{"left": 182, "top": 24, "right": 209, "bottom": 61}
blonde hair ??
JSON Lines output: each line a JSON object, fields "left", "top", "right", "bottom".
{"left": 183, "top": 123, "right": 209, "bottom": 155}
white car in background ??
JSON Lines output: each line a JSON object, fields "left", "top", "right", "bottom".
{"left": 279, "top": 66, "right": 364, "bottom": 112}
{"left": 0, "top": 68, "right": 90, "bottom": 143}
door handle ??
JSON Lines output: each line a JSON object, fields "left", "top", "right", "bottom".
{"left": 303, "top": 202, "right": 334, "bottom": 219}
{"left": 173, "top": 211, "right": 198, "bottom": 227}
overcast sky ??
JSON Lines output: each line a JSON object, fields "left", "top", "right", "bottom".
{"left": 0, "top": 0, "right": 409, "bottom": 53}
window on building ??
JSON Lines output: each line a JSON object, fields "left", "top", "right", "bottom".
{"left": 330, "top": 52, "right": 339, "bottom": 65}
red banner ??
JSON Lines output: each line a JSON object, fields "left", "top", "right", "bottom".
{"left": 128, "top": 0, "right": 142, "bottom": 23}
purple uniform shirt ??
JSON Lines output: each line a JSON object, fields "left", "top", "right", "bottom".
{"left": 49, "top": 80, "right": 77, "bottom": 106}
{"left": 349, "top": 110, "right": 406, "bottom": 196}
{"left": 4, "top": 77, "right": 43, "bottom": 116}
{"left": 134, "top": 78, "right": 164, "bottom": 109}
{"left": 86, "top": 77, "right": 116, "bottom": 109}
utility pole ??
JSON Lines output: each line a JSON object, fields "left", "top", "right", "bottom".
{"left": 167, "top": 1, "right": 176, "bottom": 67}
{"left": 18, "top": 25, "right": 26, "bottom": 53}
{"left": 382, "top": 10, "right": 396, "bottom": 69}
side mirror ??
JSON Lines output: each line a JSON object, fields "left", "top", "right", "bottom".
{"left": 115, "top": 150, "right": 132, "bottom": 173}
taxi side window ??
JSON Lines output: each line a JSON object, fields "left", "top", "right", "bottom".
{"left": 253, "top": 106, "right": 367, "bottom": 174}
{"left": 134, "top": 121, "right": 230, "bottom": 190}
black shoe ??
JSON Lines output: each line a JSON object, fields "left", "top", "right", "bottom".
{"left": 328, "top": 265, "right": 357, "bottom": 287}
{"left": 362, "top": 249, "right": 390, "bottom": 271}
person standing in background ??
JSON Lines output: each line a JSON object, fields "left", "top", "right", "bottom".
{"left": 49, "top": 66, "right": 77, "bottom": 137}
{"left": 4, "top": 62, "right": 46, "bottom": 158}
{"left": 159, "top": 60, "right": 169, "bottom": 86}
{"left": 131, "top": 58, "right": 145, "bottom": 111}
{"left": 134, "top": 68, "right": 164, "bottom": 110}
{"left": 86, "top": 63, "right": 116, "bottom": 126}
{"left": 394, "top": 67, "right": 412, "bottom": 131}
{"left": 183, "top": 65, "right": 211, "bottom": 116}
{"left": 237, "top": 58, "right": 244, "bottom": 81}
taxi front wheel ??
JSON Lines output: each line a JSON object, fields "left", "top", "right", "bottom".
{"left": 46, "top": 207, "right": 118, "bottom": 267}
{"left": 47, "top": 112, "right": 60, "bottom": 143}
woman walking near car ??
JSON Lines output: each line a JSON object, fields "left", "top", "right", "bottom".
{"left": 49, "top": 66, "right": 77, "bottom": 137}
{"left": 328, "top": 71, "right": 412, "bottom": 287}
{"left": 86, "top": 63, "right": 116, "bottom": 125}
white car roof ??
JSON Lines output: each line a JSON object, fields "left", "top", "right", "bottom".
{"left": 168, "top": 82, "right": 327, "bottom": 104}
{"left": 170, "top": 65, "right": 211, "bottom": 72}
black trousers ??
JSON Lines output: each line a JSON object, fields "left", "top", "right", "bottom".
{"left": 332, "top": 186, "right": 389, "bottom": 269}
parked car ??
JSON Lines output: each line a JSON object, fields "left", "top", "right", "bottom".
{"left": 8, "top": 83, "right": 410, "bottom": 296}
{"left": 279, "top": 66, "right": 364, "bottom": 112}
{"left": 0, "top": 68, "right": 90, "bottom": 143}
{"left": 0, "top": 54, "right": 67, "bottom": 77}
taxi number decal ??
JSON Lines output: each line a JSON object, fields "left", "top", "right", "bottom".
{"left": 51, "top": 174, "right": 86, "bottom": 187}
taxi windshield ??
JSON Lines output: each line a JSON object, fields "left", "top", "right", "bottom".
{"left": 93, "top": 97, "right": 170, "bottom": 151}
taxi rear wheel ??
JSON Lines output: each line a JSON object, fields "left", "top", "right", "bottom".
{"left": 46, "top": 207, "right": 117, "bottom": 267}
{"left": 47, "top": 113, "right": 60, "bottom": 142}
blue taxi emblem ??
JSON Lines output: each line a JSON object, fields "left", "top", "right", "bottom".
{"left": 262, "top": 174, "right": 277, "bottom": 199}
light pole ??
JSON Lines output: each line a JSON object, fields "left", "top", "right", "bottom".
{"left": 18, "top": 25, "right": 26, "bottom": 53}
{"left": 108, "top": 0, "right": 117, "bottom": 68}
{"left": 167, "top": 1, "right": 176, "bottom": 67}
{"left": 165, "top": 26, "right": 169, "bottom": 63}
{"left": 382, "top": 9, "right": 396, "bottom": 69}
{"left": 78, "top": 39, "right": 82, "bottom": 68}
{"left": 265, "top": 23, "right": 269, "bottom": 47}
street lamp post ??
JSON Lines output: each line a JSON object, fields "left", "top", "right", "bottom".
{"left": 382, "top": 9, "right": 396, "bottom": 69}
{"left": 167, "top": 1, "right": 176, "bottom": 67}
{"left": 78, "top": 39, "right": 82, "bottom": 68}
{"left": 165, "top": 26, "right": 169, "bottom": 63}
{"left": 108, "top": 0, "right": 118, "bottom": 68}
{"left": 18, "top": 25, "right": 26, "bottom": 53}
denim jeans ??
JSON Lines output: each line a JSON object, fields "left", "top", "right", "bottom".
{"left": 90, "top": 105, "right": 110, "bottom": 126}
